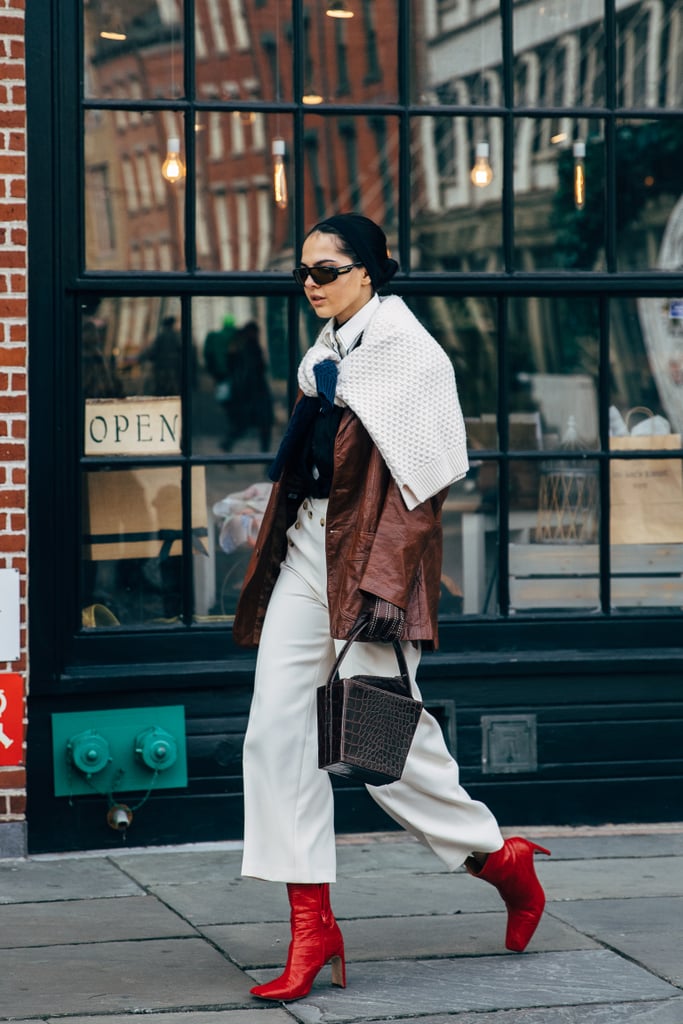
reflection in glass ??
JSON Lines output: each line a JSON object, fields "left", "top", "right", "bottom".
{"left": 305, "top": 0, "right": 397, "bottom": 104}
{"left": 85, "top": 110, "right": 185, "bottom": 272}
{"left": 411, "top": 1, "right": 502, "bottom": 106}
{"left": 411, "top": 116, "right": 503, "bottom": 272}
{"left": 514, "top": 1, "right": 605, "bottom": 108}
{"left": 192, "top": 296, "right": 288, "bottom": 458}
{"left": 195, "top": 114, "right": 293, "bottom": 271}
{"left": 81, "top": 465, "right": 207, "bottom": 627}
{"left": 446, "top": 469, "right": 499, "bottom": 616}
{"left": 84, "top": 1, "right": 184, "bottom": 100}
{"left": 514, "top": 119, "right": 605, "bottom": 272}
{"left": 616, "top": 119, "right": 683, "bottom": 272}
{"left": 302, "top": 114, "right": 398, "bottom": 231}
{"left": 617, "top": 1, "right": 683, "bottom": 110}
{"left": 81, "top": 296, "right": 184, "bottom": 407}
{"left": 203, "top": 464, "right": 274, "bottom": 620}
{"left": 508, "top": 297, "right": 599, "bottom": 450}
{"left": 509, "top": 460, "right": 601, "bottom": 614}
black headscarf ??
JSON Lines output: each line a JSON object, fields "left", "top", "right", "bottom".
{"left": 311, "top": 213, "right": 399, "bottom": 290}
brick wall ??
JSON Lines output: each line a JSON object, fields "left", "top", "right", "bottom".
{"left": 0, "top": 0, "right": 27, "bottom": 857}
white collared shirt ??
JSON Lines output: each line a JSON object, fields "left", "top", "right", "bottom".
{"left": 320, "top": 294, "right": 381, "bottom": 358}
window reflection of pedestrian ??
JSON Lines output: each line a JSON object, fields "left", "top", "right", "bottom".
{"left": 203, "top": 314, "right": 235, "bottom": 400}
{"left": 233, "top": 214, "right": 550, "bottom": 1003}
{"left": 221, "top": 320, "right": 274, "bottom": 452}
{"left": 138, "top": 315, "right": 182, "bottom": 396}
{"left": 82, "top": 304, "right": 121, "bottom": 399}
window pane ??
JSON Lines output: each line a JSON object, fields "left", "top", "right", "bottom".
{"left": 84, "top": 1, "right": 184, "bottom": 100}
{"left": 196, "top": 114, "right": 293, "bottom": 271}
{"left": 302, "top": 114, "right": 398, "bottom": 230}
{"left": 514, "top": 118, "right": 605, "bottom": 272}
{"left": 85, "top": 110, "right": 186, "bottom": 271}
{"left": 304, "top": 0, "right": 397, "bottom": 105}
{"left": 203, "top": 463, "right": 274, "bottom": 621}
{"left": 615, "top": 119, "right": 683, "bottom": 272}
{"left": 514, "top": 1, "right": 605, "bottom": 108}
{"left": 617, "top": 0, "right": 683, "bottom": 109}
{"left": 82, "top": 297, "right": 184, "bottom": 443}
{"left": 609, "top": 295, "right": 683, "bottom": 611}
{"left": 81, "top": 465, "right": 207, "bottom": 627}
{"left": 192, "top": 296, "right": 288, "bottom": 457}
{"left": 195, "top": 0, "right": 291, "bottom": 103}
{"left": 412, "top": 2, "right": 502, "bottom": 106}
{"left": 510, "top": 459, "right": 600, "bottom": 614}
{"left": 411, "top": 116, "right": 503, "bottom": 271}
{"left": 456, "top": 468, "right": 499, "bottom": 616}
{"left": 508, "top": 296, "right": 600, "bottom": 450}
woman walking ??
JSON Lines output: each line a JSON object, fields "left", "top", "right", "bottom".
{"left": 233, "top": 213, "right": 549, "bottom": 1002}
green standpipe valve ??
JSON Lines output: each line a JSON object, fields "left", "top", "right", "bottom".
{"left": 67, "top": 730, "right": 111, "bottom": 777}
{"left": 134, "top": 726, "right": 178, "bottom": 771}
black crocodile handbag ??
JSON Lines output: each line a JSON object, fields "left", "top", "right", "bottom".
{"left": 317, "top": 622, "right": 423, "bottom": 786}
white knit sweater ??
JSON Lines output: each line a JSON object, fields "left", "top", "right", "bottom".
{"left": 298, "top": 295, "right": 469, "bottom": 510}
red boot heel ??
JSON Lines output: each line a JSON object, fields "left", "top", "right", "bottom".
{"left": 468, "top": 837, "right": 551, "bottom": 952}
{"left": 250, "top": 883, "right": 346, "bottom": 1002}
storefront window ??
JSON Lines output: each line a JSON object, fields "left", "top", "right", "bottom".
{"left": 68, "top": 0, "right": 683, "bottom": 640}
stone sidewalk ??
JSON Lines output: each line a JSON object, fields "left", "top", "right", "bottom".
{"left": 1, "top": 825, "right": 682, "bottom": 1023}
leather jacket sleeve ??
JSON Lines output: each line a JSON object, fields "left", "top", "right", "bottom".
{"left": 358, "top": 479, "right": 447, "bottom": 610}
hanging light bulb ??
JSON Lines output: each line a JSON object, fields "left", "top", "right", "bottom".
{"left": 302, "top": 90, "right": 324, "bottom": 105}
{"left": 161, "top": 137, "right": 186, "bottom": 184}
{"left": 470, "top": 142, "right": 493, "bottom": 188}
{"left": 573, "top": 140, "right": 586, "bottom": 210}
{"left": 326, "top": 0, "right": 354, "bottom": 17}
{"left": 100, "top": 29, "right": 127, "bottom": 40}
{"left": 272, "top": 137, "right": 288, "bottom": 210}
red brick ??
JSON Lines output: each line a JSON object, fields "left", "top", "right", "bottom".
{"left": 0, "top": 299, "right": 25, "bottom": 317}
{"left": 9, "top": 795, "right": 26, "bottom": 814}
{"left": 11, "top": 466, "right": 24, "bottom": 484}
{"left": 10, "top": 227, "right": 26, "bottom": 245}
{"left": 10, "top": 272, "right": 26, "bottom": 290}
{"left": 0, "top": 489, "right": 24, "bottom": 508}
{"left": 9, "top": 40, "right": 25, "bottom": 59}
{"left": 10, "top": 419, "right": 25, "bottom": 438}
{"left": 0, "top": 442, "right": 24, "bottom": 460}
{"left": 0, "top": 372, "right": 7, "bottom": 390}
{"left": 9, "top": 179, "right": 25, "bottom": 199}
{"left": 0, "top": 346, "right": 26, "bottom": 365}
{"left": 11, "top": 555, "right": 26, "bottom": 572}
{"left": 0, "top": 397, "right": 25, "bottom": 414}
{"left": 0, "top": 251, "right": 26, "bottom": 268}
{"left": 10, "top": 510, "right": 25, "bottom": 530}
{"left": 0, "top": 469, "right": 5, "bottom": 484}
{"left": 11, "top": 85, "right": 25, "bottom": 105}
{"left": 11, "top": 371, "right": 26, "bottom": 390}
{"left": 0, "top": 63, "right": 24, "bottom": 81}
{"left": 0, "top": 766, "right": 25, "bottom": 787}
{"left": 0, "top": 110, "right": 25, "bottom": 129}
{"left": 0, "top": 534, "right": 25, "bottom": 554}
{"left": 8, "top": 132, "right": 24, "bottom": 151}
{"left": 0, "top": 514, "right": 6, "bottom": 531}
{"left": 0, "top": 202, "right": 26, "bottom": 221}
{"left": 8, "top": 325, "right": 26, "bottom": 342}
{"left": 0, "top": 154, "right": 25, "bottom": 173}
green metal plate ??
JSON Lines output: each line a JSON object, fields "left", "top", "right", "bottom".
{"left": 52, "top": 705, "right": 187, "bottom": 798}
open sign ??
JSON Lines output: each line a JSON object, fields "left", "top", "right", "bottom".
{"left": 0, "top": 674, "right": 24, "bottom": 766}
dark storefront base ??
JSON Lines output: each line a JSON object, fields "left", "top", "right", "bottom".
{"left": 26, "top": 649, "right": 683, "bottom": 854}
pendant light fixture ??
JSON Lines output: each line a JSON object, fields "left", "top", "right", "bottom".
{"left": 272, "top": 138, "right": 288, "bottom": 209}
{"left": 161, "top": 137, "right": 186, "bottom": 183}
{"left": 470, "top": 142, "right": 493, "bottom": 188}
{"left": 573, "top": 141, "right": 586, "bottom": 210}
{"left": 326, "top": 0, "right": 354, "bottom": 17}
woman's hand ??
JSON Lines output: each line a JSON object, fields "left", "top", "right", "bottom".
{"left": 356, "top": 598, "right": 405, "bottom": 642}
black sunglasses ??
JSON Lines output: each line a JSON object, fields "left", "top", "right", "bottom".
{"left": 292, "top": 262, "right": 362, "bottom": 286}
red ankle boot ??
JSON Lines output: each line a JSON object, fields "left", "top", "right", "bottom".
{"left": 250, "top": 882, "right": 346, "bottom": 1002}
{"left": 468, "top": 837, "right": 550, "bottom": 952}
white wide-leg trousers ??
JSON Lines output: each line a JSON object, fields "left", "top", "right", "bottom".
{"left": 241, "top": 497, "right": 504, "bottom": 882}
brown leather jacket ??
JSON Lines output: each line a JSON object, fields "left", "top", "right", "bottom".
{"left": 232, "top": 407, "right": 447, "bottom": 649}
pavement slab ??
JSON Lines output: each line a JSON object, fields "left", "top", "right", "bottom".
{"left": 264, "top": 950, "right": 679, "bottom": 1024}
{"left": 0, "top": 856, "right": 142, "bottom": 903}
{"left": 0, "top": 894, "right": 195, "bottom": 948}
{"left": 542, "top": 855, "right": 683, "bottom": 901}
{"left": 44, "top": 1014, "right": 294, "bottom": 1024}
{"left": 548, "top": 895, "right": 683, "bottom": 985}
{"left": 111, "top": 849, "right": 245, "bottom": 886}
{"left": 352, "top": 999, "right": 683, "bottom": 1024}
{"left": 0, "top": 938, "right": 251, "bottom": 1019}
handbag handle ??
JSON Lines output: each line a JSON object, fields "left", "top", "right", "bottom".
{"left": 325, "top": 618, "right": 412, "bottom": 696}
